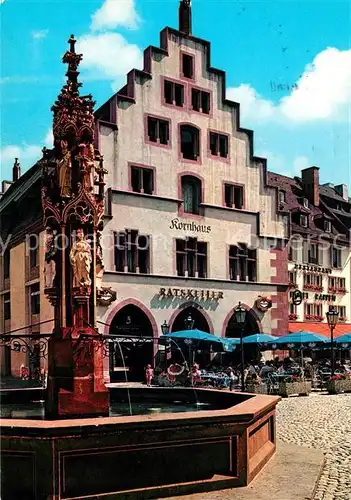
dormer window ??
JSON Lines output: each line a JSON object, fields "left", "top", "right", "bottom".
{"left": 278, "top": 191, "right": 286, "bottom": 204}
{"left": 302, "top": 198, "right": 309, "bottom": 209}
{"left": 181, "top": 53, "right": 194, "bottom": 79}
{"left": 324, "top": 220, "right": 332, "bottom": 233}
{"left": 300, "top": 214, "right": 308, "bottom": 227}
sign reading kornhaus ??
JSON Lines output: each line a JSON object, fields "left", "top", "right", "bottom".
{"left": 170, "top": 218, "right": 211, "bottom": 233}
{"left": 159, "top": 287, "right": 223, "bottom": 300}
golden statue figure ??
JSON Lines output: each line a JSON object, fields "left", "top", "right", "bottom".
{"left": 69, "top": 228, "right": 92, "bottom": 288}
{"left": 81, "top": 143, "right": 95, "bottom": 192}
{"left": 57, "top": 140, "right": 72, "bottom": 197}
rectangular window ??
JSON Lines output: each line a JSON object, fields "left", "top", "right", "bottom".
{"left": 191, "top": 88, "right": 210, "bottom": 114}
{"left": 28, "top": 235, "right": 39, "bottom": 268}
{"left": 182, "top": 53, "right": 194, "bottom": 79}
{"left": 304, "top": 303, "right": 323, "bottom": 319}
{"left": 278, "top": 191, "right": 286, "bottom": 204}
{"left": 30, "top": 283, "right": 40, "bottom": 315}
{"left": 289, "top": 303, "right": 297, "bottom": 314}
{"left": 224, "top": 184, "right": 244, "bottom": 209}
{"left": 176, "top": 238, "right": 207, "bottom": 278}
{"left": 209, "top": 132, "right": 229, "bottom": 158}
{"left": 164, "top": 79, "right": 184, "bottom": 107}
{"left": 289, "top": 271, "right": 296, "bottom": 285}
{"left": 324, "top": 220, "right": 331, "bottom": 232}
{"left": 332, "top": 247, "right": 342, "bottom": 268}
{"left": 303, "top": 273, "right": 322, "bottom": 290}
{"left": 229, "top": 244, "right": 257, "bottom": 282}
{"left": 3, "top": 249, "right": 10, "bottom": 280}
{"left": 328, "top": 277, "right": 346, "bottom": 292}
{"left": 4, "top": 292, "right": 10, "bottom": 320}
{"left": 130, "top": 166, "right": 154, "bottom": 195}
{"left": 308, "top": 243, "right": 319, "bottom": 265}
{"left": 114, "top": 230, "right": 150, "bottom": 274}
{"left": 147, "top": 116, "right": 170, "bottom": 145}
{"left": 300, "top": 214, "right": 308, "bottom": 227}
{"left": 336, "top": 306, "right": 346, "bottom": 319}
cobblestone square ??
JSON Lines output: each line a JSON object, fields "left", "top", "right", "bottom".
{"left": 277, "top": 393, "right": 351, "bottom": 500}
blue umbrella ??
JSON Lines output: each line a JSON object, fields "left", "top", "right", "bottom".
{"left": 243, "top": 334, "right": 278, "bottom": 345}
{"left": 269, "top": 331, "right": 327, "bottom": 349}
{"left": 335, "top": 333, "right": 351, "bottom": 346}
{"left": 160, "top": 329, "right": 235, "bottom": 352}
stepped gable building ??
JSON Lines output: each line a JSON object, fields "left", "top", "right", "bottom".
{"left": 1, "top": 1, "right": 289, "bottom": 381}
{"left": 267, "top": 167, "right": 351, "bottom": 337}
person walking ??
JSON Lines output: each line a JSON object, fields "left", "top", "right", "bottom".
{"left": 145, "top": 364, "right": 154, "bottom": 387}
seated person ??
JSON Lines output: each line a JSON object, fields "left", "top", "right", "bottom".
{"left": 259, "top": 361, "right": 275, "bottom": 378}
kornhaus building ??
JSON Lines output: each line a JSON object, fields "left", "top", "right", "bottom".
{"left": 0, "top": 1, "right": 290, "bottom": 380}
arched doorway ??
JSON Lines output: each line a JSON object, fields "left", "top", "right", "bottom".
{"left": 224, "top": 308, "right": 262, "bottom": 364}
{"left": 109, "top": 304, "right": 154, "bottom": 382}
{"left": 170, "top": 306, "right": 211, "bottom": 367}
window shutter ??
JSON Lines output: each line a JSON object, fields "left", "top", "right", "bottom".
{"left": 302, "top": 240, "right": 308, "bottom": 263}
{"left": 318, "top": 246, "right": 323, "bottom": 266}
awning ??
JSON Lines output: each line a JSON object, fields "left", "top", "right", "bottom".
{"left": 289, "top": 322, "right": 351, "bottom": 339}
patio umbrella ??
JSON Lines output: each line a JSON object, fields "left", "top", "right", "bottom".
{"left": 335, "top": 333, "right": 351, "bottom": 346}
{"left": 269, "top": 331, "right": 327, "bottom": 349}
{"left": 160, "top": 329, "right": 235, "bottom": 353}
{"left": 243, "top": 334, "right": 278, "bottom": 345}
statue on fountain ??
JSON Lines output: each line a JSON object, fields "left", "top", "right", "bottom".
{"left": 69, "top": 228, "right": 92, "bottom": 288}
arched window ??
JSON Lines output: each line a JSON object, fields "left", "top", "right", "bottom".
{"left": 181, "top": 176, "right": 202, "bottom": 214}
{"left": 180, "top": 125, "right": 200, "bottom": 161}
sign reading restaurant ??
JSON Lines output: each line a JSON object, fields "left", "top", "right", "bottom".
{"left": 294, "top": 264, "right": 332, "bottom": 274}
{"left": 159, "top": 287, "right": 223, "bottom": 300}
{"left": 170, "top": 218, "right": 211, "bottom": 233}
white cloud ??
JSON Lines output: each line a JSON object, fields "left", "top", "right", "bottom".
{"left": 0, "top": 0, "right": 6, "bottom": 4}
{"left": 281, "top": 48, "right": 351, "bottom": 121}
{"left": 227, "top": 84, "right": 275, "bottom": 121}
{"left": 31, "top": 29, "right": 49, "bottom": 40}
{"left": 44, "top": 128, "right": 53, "bottom": 148}
{"left": 91, "top": 0, "right": 139, "bottom": 31}
{"left": 258, "top": 150, "right": 311, "bottom": 177}
{"left": 77, "top": 32, "right": 142, "bottom": 90}
{"left": 227, "top": 48, "right": 351, "bottom": 124}
{"left": 0, "top": 145, "right": 42, "bottom": 170}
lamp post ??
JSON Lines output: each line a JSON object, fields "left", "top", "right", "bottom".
{"left": 235, "top": 302, "right": 247, "bottom": 392}
{"left": 326, "top": 308, "right": 339, "bottom": 377}
{"left": 161, "top": 321, "right": 170, "bottom": 371}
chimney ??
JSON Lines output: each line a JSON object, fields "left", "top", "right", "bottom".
{"left": 12, "top": 157, "right": 21, "bottom": 182}
{"left": 179, "top": 0, "right": 192, "bottom": 35}
{"left": 334, "top": 184, "right": 348, "bottom": 201}
{"left": 301, "top": 166, "right": 319, "bottom": 206}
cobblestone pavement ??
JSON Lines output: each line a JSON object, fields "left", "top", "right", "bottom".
{"left": 276, "top": 393, "right": 351, "bottom": 500}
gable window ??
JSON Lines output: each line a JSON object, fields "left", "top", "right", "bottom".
{"left": 332, "top": 247, "right": 342, "bottom": 269}
{"left": 4, "top": 292, "right": 10, "bottom": 320}
{"left": 147, "top": 116, "right": 170, "bottom": 145}
{"left": 181, "top": 53, "right": 194, "bottom": 79}
{"left": 176, "top": 238, "right": 207, "bottom": 278}
{"left": 300, "top": 214, "right": 308, "bottom": 227}
{"left": 300, "top": 197, "right": 309, "bottom": 209}
{"left": 209, "top": 132, "right": 228, "bottom": 158}
{"left": 114, "top": 230, "right": 150, "bottom": 274}
{"left": 224, "top": 184, "right": 244, "bottom": 209}
{"left": 181, "top": 176, "right": 202, "bottom": 215}
{"left": 3, "top": 248, "right": 10, "bottom": 280}
{"left": 164, "top": 79, "right": 184, "bottom": 107}
{"left": 180, "top": 125, "right": 200, "bottom": 161}
{"left": 30, "top": 283, "right": 40, "bottom": 315}
{"left": 130, "top": 166, "right": 154, "bottom": 195}
{"left": 191, "top": 88, "right": 210, "bottom": 114}
{"left": 229, "top": 244, "right": 257, "bottom": 282}
{"left": 278, "top": 191, "right": 286, "bottom": 204}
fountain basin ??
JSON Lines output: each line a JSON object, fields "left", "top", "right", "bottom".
{"left": 0, "top": 388, "right": 279, "bottom": 500}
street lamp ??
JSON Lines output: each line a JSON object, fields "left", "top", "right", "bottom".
{"left": 235, "top": 301, "right": 247, "bottom": 392}
{"left": 184, "top": 313, "right": 195, "bottom": 330}
{"left": 161, "top": 320, "right": 170, "bottom": 335}
{"left": 326, "top": 307, "right": 339, "bottom": 376}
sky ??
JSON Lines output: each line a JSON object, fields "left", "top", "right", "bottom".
{"left": 0, "top": 0, "right": 350, "bottom": 187}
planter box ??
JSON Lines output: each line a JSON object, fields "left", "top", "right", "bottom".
{"left": 327, "top": 379, "right": 351, "bottom": 394}
{"left": 278, "top": 381, "right": 311, "bottom": 397}
{"left": 246, "top": 384, "right": 268, "bottom": 395}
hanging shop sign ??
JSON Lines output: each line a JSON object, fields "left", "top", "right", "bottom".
{"left": 294, "top": 264, "right": 332, "bottom": 274}
{"left": 255, "top": 296, "right": 272, "bottom": 313}
{"left": 291, "top": 289, "right": 303, "bottom": 306}
{"left": 169, "top": 218, "right": 211, "bottom": 233}
{"left": 158, "top": 287, "right": 223, "bottom": 300}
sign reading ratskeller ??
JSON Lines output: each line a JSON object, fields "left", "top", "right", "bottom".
{"left": 159, "top": 287, "right": 223, "bottom": 300}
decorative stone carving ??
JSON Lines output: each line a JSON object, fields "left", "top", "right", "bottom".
{"left": 57, "top": 140, "right": 72, "bottom": 198}
{"left": 44, "top": 228, "right": 57, "bottom": 289}
{"left": 96, "top": 231, "right": 104, "bottom": 291}
{"left": 69, "top": 228, "right": 92, "bottom": 288}
{"left": 97, "top": 287, "right": 117, "bottom": 306}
